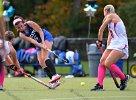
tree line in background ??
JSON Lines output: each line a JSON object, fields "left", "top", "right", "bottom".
{"left": 8, "top": 0, "right": 136, "bottom": 38}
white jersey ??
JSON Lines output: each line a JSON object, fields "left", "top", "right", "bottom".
{"left": 107, "top": 21, "right": 129, "bottom": 59}
{"left": 4, "top": 41, "right": 10, "bottom": 54}
{"left": 0, "top": 40, "right": 10, "bottom": 62}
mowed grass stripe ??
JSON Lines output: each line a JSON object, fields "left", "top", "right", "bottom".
{"left": 0, "top": 77, "right": 136, "bottom": 100}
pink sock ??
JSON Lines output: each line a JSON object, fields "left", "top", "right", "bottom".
{"left": 109, "top": 64, "right": 125, "bottom": 80}
{"left": 0, "top": 66, "right": 5, "bottom": 86}
{"left": 98, "top": 64, "right": 106, "bottom": 86}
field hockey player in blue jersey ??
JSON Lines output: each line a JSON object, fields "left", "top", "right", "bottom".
{"left": 13, "top": 16, "right": 61, "bottom": 89}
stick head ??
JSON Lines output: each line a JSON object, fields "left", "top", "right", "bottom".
{"left": 65, "top": 59, "right": 69, "bottom": 63}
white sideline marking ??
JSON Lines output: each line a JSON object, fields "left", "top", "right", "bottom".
{"left": 38, "top": 96, "right": 136, "bottom": 100}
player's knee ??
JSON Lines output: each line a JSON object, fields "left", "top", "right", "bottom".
{"left": 104, "top": 60, "right": 111, "bottom": 68}
{"left": 100, "top": 58, "right": 105, "bottom": 65}
{"left": 38, "top": 60, "right": 45, "bottom": 67}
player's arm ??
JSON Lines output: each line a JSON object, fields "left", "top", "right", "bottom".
{"left": 98, "top": 15, "right": 112, "bottom": 41}
{"left": 0, "top": 0, "right": 5, "bottom": 37}
{"left": 9, "top": 42, "right": 20, "bottom": 70}
{"left": 107, "top": 31, "right": 112, "bottom": 46}
{"left": 5, "top": 54, "right": 18, "bottom": 71}
{"left": 0, "top": 16, "right": 5, "bottom": 38}
{"left": 19, "top": 33, "right": 46, "bottom": 50}
{"left": 5, "top": 54, "right": 13, "bottom": 65}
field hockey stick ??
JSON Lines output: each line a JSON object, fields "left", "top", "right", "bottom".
{"left": 97, "top": 45, "right": 120, "bottom": 88}
{"left": 8, "top": 64, "right": 51, "bottom": 88}
{"left": 47, "top": 48, "right": 69, "bottom": 63}
{"left": 22, "top": 72, "right": 52, "bottom": 88}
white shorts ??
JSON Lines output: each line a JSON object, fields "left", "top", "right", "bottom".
{"left": 107, "top": 41, "right": 129, "bottom": 59}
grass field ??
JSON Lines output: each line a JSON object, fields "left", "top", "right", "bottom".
{"left": 0, "top": 77, "right": 136, "bottom": 100}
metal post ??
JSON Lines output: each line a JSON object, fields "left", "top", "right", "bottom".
{"left": 4, "top": 16, "right": 10, "bottom": 31}
{"left": 88, "top": 15, "right": 91, "bottom": 38}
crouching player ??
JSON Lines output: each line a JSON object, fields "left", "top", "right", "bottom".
{"left": 0, "top": 31, "right": 21, "bottom": 90}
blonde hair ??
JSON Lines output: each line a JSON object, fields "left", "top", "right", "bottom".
{"left": 104, "top": 4, "right": 115, "bottom": 13}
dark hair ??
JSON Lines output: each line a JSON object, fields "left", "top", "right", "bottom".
{"left": 14, "top": 16, "right": 25, "bottom": 22}
{"left": 13, "top": 15, "right": 25, "bottom": 25}
{"left": 5, "top": 31, "right": 15, "bottom": 41}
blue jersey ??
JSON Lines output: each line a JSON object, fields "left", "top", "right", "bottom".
{"left": 20, "top": 23, "right": 53, "bottom": 43}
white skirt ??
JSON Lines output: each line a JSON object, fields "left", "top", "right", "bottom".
{"left": 107, "top": 41, "right": 129, "bottom": 59}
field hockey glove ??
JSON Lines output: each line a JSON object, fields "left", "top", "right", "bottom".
{"left": 96, "top": 40, "right": 102, "bottom": 48}
{"left": 8, "top": 64, "right": 18, "bottom": 71}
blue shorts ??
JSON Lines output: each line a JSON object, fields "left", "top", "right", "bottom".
{"left": 36, "top": 29, "right": 53, "bottom": 51}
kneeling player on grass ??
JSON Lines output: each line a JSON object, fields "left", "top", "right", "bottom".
{"left": 4, "top": 31, "right": 24, "bottom": 74}
{"left": 13, "top": 16, "right": 61, "bottom": 88}
{"left": 0, "top": 31, "right": 21, "bottom": 90}
{"left": 91, "top": 4, "right": 130, "bottom": 91}
{"left": 0, "top": 39, "right": 21, "bottom": 90}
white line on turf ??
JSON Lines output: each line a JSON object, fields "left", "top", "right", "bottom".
{"left": 38, "top": 96, "right": 136, "bottom": 100}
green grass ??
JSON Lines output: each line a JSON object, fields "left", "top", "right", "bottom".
{"left": 0, "top": 77, "right": 136, "bottom": 100}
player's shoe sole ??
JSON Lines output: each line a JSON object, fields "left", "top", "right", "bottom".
{"left": 49, "top": 81, "right": 61, "bottom": 89}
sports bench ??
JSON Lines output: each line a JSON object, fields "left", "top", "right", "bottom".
{"left": 20, "top": 63, "right": 75, "bottom": 75}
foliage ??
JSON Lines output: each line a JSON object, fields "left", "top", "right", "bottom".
{"left": 95, "top": 0, "right": 124, "bottom": 38}
{"left": 29, "top": 0, "right": 73, "bottom": 37}
{"left": 62, "top": 0, "right": 88, "bottom": 37}
{"left": 29, "top": 0, "right": 124, "bottom": 38}
{"left": 11, "top": 0, "right": 34, "bottom": 17}
{"left": 10, "top": 0, "right": 130, "bottom": 38}
{"left": 117, "top": 0, "right": 136, "bottom": 37}
{"left": 11, "top": 0, "right": 47, "bottom": 17}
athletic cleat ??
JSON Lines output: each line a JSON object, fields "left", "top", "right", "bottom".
{"left": 49, "top": 81, "right": 61, "bottom": 89}
{"left": 7, "top": 73, "right": 13, "bottom": 78}
{"left": 120, "top": 75, "right": 130, "bottom": 90}
{"left": 49, "top": 74, "right": 61, "bottom": 83}
{"left": 0, "top": 85, "right": 3, "bottom": 90}
{"left": 91, "top": 83, "right": 104, "bottom": 91}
